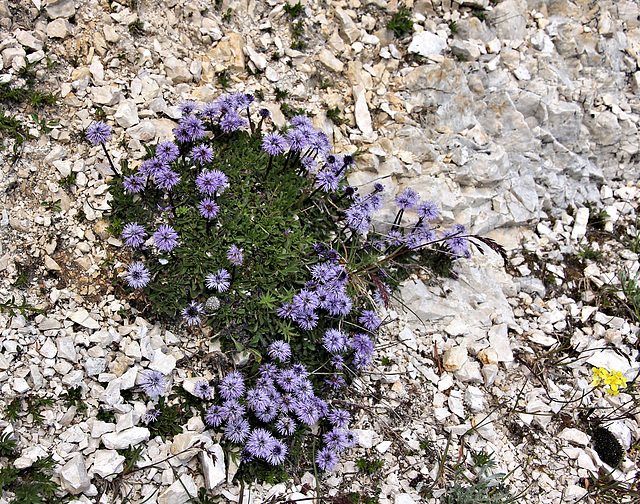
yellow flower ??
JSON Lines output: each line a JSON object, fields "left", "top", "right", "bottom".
{"left": 590, "top": 367, "right": 607, "bottom": 387}
{"left": 603, "top": 370, "right": 627, "bottom": 396}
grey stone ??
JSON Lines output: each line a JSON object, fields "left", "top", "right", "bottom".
{"left": 547, "top": 101, "right": 583, "bottom": 147}
{"left": 57, "top": 337, "right": 77, "bottom": 362}
{"left": 59, "top": 454, "right": 91, "bottom": 495}
{"left": 90, "top": 86, "right": 121, "bottom": 106}
{"left": 46, "top": 0, "right": 76, "bottom": 19}
{"left": 244, "top": 45, "right": 268, "bottom": 71}
{"left": 488, "top": 0, "right": 527, "bottom": 41}
{"left": 69, "top": 308, "right": 100, "bottom": 329}
{"left": 15, "top": 31, "right": 43, "bottom": 51}
{"left": 335, "top": 7, "right": 361, "bottom": 44}
{"left": 84, "top": 357, "right": 107, "bottom": 377}
{"left": 450, "top": 40, "right": 482, "bottom": 61}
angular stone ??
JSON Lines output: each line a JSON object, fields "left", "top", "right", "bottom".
{"left": 408, "top": 31, "right": 447, "bottom": 56}
{"left": 69, "top": 308, "right": 100, "bottom": 329}
{"left": 39, "top": 338, "right": 57, "bottom": 358}
{"left": 353, "top": 85, "right": 373, "bottom": 137}
{"left": 571, "top": 207, "right": 590, "bottom": 241}
{"left": 57, "top": 337, "right": 77, "bottom": 362}
{"left": 164, "top": 56, "right": 192, "bottom": 84}
{"left": 450, "top": 40, "right": 482, "bottom": 60}
{"left": 443, "top": 346, "right": 467, "bottom": 372}
{"left": 59, "top": 454, "right": 90, "bottom": 495}
{"left": 318, "top": 48, "right": 344, "bottom": 73}
{"left": 46, "top": 0, "right": 75, "bottom": 19}
{"left": 488, "top": 324, "right": 513, "bottom": 362}
{"left": 90, "top": 86, "right": 121, "bottom": 106}
{"left": 90, "top": 450, "right": 125, "bottom": 479}
{"left": 488, "top": 0, "right": 527, "bottom": 40}
{"left": 149, "top": 348, "right": 176, "bottom": 375}
{"left": 84, "top": 357, "right": 107, "bottom": 376}
{"left": 158, "top": 475, "right": 198, "bottom": 504}
{"left": 102, "top": 427, "right": 150, "bottom": 450}
{"left": 115, "top": 100, "right": 139, "bottom": 128}
{"left": 201, "top": 444, "right": 225, "bottom": 489}
{"left": 244, "top": 45, "right": 268, "bottom": 71}
{"left": 559, "top": 428, "right": 589, "bottom": 447}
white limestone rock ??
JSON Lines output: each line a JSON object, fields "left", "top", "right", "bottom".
{"left": 443, "top": 346, "right": 467, "bottom": 372}
{"left": 59, "top": 454, "right": 91, "bottom": 495}
{"left": 408, "top": 31, "right": 446, "bottom": 56}
{"left": 102, "top": 427, "right": 150, "bottom": 450}
{"left": 90, "top": 450, "right": 125, "bottom": 479}
{"left": 201, "top": 444, "right": 225, "bottom": 489}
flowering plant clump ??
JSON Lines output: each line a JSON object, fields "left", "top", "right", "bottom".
{"left": 591, "top": 367, "right": 628, "bottom": 396}
{"left": 94, "top": 93, "right": 485, "bottom": 479}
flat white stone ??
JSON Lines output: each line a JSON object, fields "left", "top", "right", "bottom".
{"left": 488, "top": 324, "right": 514, "bottom": 362}
{"left": 558, "top": 428, "right": 589, "bottom": 447}
{"left": 408, "top": 31, "right": 446, "bottom": 56}
{"left": 158, "top": 474, "right": 198, "bottom": 504}
{"left": 101, "top": 427, "right": 150, "bottom": 450}
{"left": 69, "top": 308, "right": 100, "bottom": 329}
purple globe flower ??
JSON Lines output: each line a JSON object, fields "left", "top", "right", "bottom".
{"left": 205, "top": 405, "right": 225, "bottom": 427}
{"left": 289, "top": 115, "right": 312, "bottom": 127}
{"left": 125, "top": 262, "right": 150, "bottom": 289}
{"left": 245, "top": 428, "right": 276, "bottom": 459}
{"left": 190, "top": 145, "right": 215, "bottom": 164}
{"left": 315, "top": 447, "right": 338, "bottom": 472}
{"left": 396, "top": 188, "right": 419, "bottom": 210}
{"left": 224, "top": 418, "right": 251, "bottom": 443}
{"left": 268, "top": 341, "right": 291, "bottom": 362}
{"left": 359, "top": 310, "right": 381, "bottom": 331}
{"left": 275, "top": 415, "right": 297, "bottom": 436}
{"left": 139, "top": 157, "right": 168, "bottom": 178}
{"left": 123, "top": 174, "right": 146, "bottom": 194}
{"left": 218, "top": 371, "right": 245, "bottom": 400}
{"left": 443, "top": 224, "right": 469, "bottom": 257}
{"left": 205, "top": 268, "right": 230, "bottom": 292}
{"left": 122, "top": 222, "right": 147, "bottom": 248}
{"left": 142, "top": 409, "right": 161, "bottom": 423}
{"left": 181, "top": 300, "right": 205, "bottom": 326}
{"left": 227, "top": 245, "right": 244, "bottom": 266}
{"left": 193, "top": 380, "right": 214, "bottom": 400}
{"left": 259, "top": 108, "right": 271, "bottom": 118}
{"left": 262, "top": 133, "right": 287, "bottom": 156}
{"left": 178, "top": 100, "right": 198, "bottom": 116}
{"left": 285, "top": 128, "right": 309, "bottom": 152}
{"left": 196, "top": 169, "right": 229, "bottom": 195}
{"left": 85, "top": 122, "right": 112, "bottom": 145}
{"left": 323, "top": 429, "right": 349, "bottom": 453}
{"left": 315, "top": 170, "right": 339, "bottom": 193}
{"left": 417, "top": 200, "right": 439, "bottom": 221}
{"left": 155, "top": 141, "right": 180, "bottom": 163}
{"left": 327, "top": 409, "right": 350, "bottom": 429}
{"left": 155, "top": 169, "right": 181, "bottom": 190}
{"left": 199, "top": 198, "right": 220, "bottom": 219}
{"left": 153, "top": 224, "right": 179, "bottom": 252}
{"left": 322, "top": 329, "right": 348, "bottom": 354}
{"left": 139, "top": 369, "right": 167, "bottom": 398}
{"left": 220, "top": 110, "right": 248, "bottom": 133}
{"left": 266, "top": 439, "right": 288, "bottom": 466}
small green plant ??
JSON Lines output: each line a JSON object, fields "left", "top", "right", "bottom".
{"left": 387, "top": 6, "right": 413, "bottom": 37}
{"left": 144, "top": 397, "right": 184, "bottom": 441}
{"left": 326, "top": 106, "right": 350, "bottom": 126}
{"left": 216, "top": 71, "right": 231, "bottom": 90}
{"left": 449, "top": 20, "right": 458, "bottom": 35}
{"left": 60, "top": 386, "right": 88, "bottom": 414}
{"left": 440, "top": 451, "right": 513, "bottom": 504}
{"left": 577, "top": 244, "right": 602, "bottom": 261}
{"left": 585, "top": 202, "right": 608, "bottom": 231}
{"left": 96, "top": 407, "right": 116, "bottom": 423}
{"left": 0, "top": 453, "right": 63, "bottom": 504}
{"left": 356, "top": 456, "right": 385, "bottom": 474}
{"left": 222, "top": 7, "right": 232, "bottom": 22}
{"left": 14, "top": 263, "right": 32, "bottom": 289}
{"left": 128, "top": 18, "right": 144, "bottom": 35}
{"left": 41, "top": 199, "right": 61, "bottom": 212}
{"left": 0, "top": 433, "right": 17, "bottom": 457}
{"left": 58, "top": 172, "right": 76, "bottom": 186}
{"left": 0, "top": 295, "right": 45, "bottom": 318}
{"left": 318, "top": 78, "right": 332, "bottom": 90}
{"left": 274, "top": 86, "right": 289, "bottom": 102}
{"left": 284, "top": 1, "right": 303, "bottom": 17}
{"left": 290, "top": 21, "right": 306, "bottom": 50}
{"left": 472, "top": 9, "right": 487, "bottom": 21}
{"left": 618, "top": 268, "right": 640, "bottom": 322}
{"left": 380, "top": 356, "right": 392, "bottom": 366}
